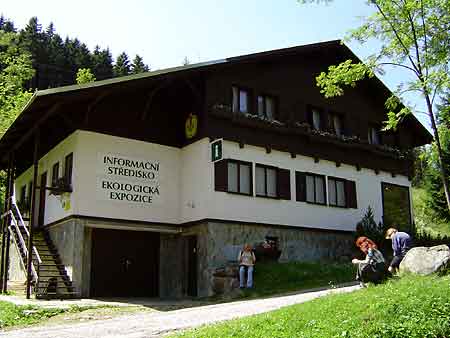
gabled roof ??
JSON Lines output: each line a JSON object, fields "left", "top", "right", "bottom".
{"left": 0, "top": 40, "right": 432, "bottom": 167}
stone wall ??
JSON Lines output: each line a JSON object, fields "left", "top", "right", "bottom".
{"left": 196, "top": 221, "right": 354, "bottom": 296}
{"left": 48, "top": 218, "right": 91, "bottom": 297}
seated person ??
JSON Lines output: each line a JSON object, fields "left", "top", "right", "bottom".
{"left": 238, "top": 243, "right": 256, "bottom": 288}
{"left": 352, "top": 236, "right": 387, "bottom": 287}
{"left": 385, "top": 227, "right": 412, "bottom": 274}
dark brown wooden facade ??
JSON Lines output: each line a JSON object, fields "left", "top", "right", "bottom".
{"left": 0, "top": 40, "right": 431, "bottom": 178}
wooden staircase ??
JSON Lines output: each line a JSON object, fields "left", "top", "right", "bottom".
{"left": 3, "top": 201, "right": 78, "bottom": 299}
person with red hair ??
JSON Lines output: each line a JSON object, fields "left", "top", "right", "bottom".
{"left": 352, "top": 236, "right": 387, "bottom": 287}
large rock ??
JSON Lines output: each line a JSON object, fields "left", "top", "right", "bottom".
{"left": 400, "top": 245, "right": 450, "bottom": 275}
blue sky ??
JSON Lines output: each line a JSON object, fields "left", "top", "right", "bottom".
{"left": 1, "top": 0, "right": 429, "bottom": 128}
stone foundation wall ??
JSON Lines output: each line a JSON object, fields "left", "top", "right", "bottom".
{"left": 48, "top": 219, "right": 92, "bottom": 297}
{"left": 194, "top": 222, "right": 354, "bottom": 296}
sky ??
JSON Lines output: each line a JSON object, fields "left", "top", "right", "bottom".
{"left": 0, "top": 0, "right": 429, "bottom": 129}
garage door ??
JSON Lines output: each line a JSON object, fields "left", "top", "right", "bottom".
{"left": 90, "top": 228, "right": 159, "bottom": 297}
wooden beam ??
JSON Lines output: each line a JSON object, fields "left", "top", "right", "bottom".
{"left": 11, "top": 103, "right": 61, "bottom": 153}
{"left": 84, "top": 91, "right": 110, "bottom": 125}
{"left": 0, "top": 155, "right": 13, "bottom": 293}
{"left": 26, "top": 131, "right": 39, "bottom": 299}
{"left": 141, "top": 79, "right": 172, "bottom": 121}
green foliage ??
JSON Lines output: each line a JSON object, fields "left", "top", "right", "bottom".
{"left": 76, "top": 68, "right": 96, "bottom": 84}
{"left": 310, "top": 0, "right": 450, "bottom": 213}
{"left": 113, "top": 52, "right": 131, "bottom": 77}
{"left": 241, "top": 261, "right": 354, "bottom": 298}
{"left": 0, "top": 30, "right": 34, "bottom": 137}
{"left": 131, "top": 54, "right": 149, "bottom": 74}
{"left": 173, "top": 275, "right": 450, "bottom": 338}
{"left": 355, "top": 206, "right": 386, "bottom": 246}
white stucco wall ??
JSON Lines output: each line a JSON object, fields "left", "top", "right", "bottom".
{"left": 209, "top": 140, "right": 412, "bottom": 232}
{"left": 14, "top": 131, "right": 412, "bottom": 232}
{"left": 14, "top": 131, "right": 78, "bottom": 225}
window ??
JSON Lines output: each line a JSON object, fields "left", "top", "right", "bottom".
{"left": 296, "top": 172, "right": 326, "bottom": 205}
{"left": 382, "top": 183, "right": 412, "bottom": 231}
{"left": 329, "top": 112, "right": 344, "bottom": 137}
{"left": 328, "top": 177, "right": 357, "bottom": 208}
{"left": 328, "top": 177, "right": 346, "bottom": 207}
{"left": 257, "top": 95, "right": 276, "bottom": 120}
{"left": 232, "top": 86, "right": 250, "bottom": 114}
{"left": 307, "top": 107, "right": 325, "bottom": 131}
{"left": 52, "top": 162, "right": 59, "bottom": 186}
{"left": 368, "top": 125, "right": 381, "bottom": 145}
{"left": 256, "top": 165, "right": 277, "bottom": 198}
{"left": 20, "top": 185, "right": 26, "bottom": 207}
{"left": 64, "top": 153, "right": 73, "bottom": 186}
{"left": 215, "top": 159, "right": 252, "bottom": 195}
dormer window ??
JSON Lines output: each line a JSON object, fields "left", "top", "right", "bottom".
{"left": 368, "top": 125, "right": 381, "bottom": 145}
{"left": 257, "top": 95, "right": 276, "bottom": 120}
{"left": 232, "top": 86, "right": 249, "bottom": 114}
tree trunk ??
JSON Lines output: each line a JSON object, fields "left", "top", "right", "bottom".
{"left": 425, "top": 94, "right": 450, "bottom": 213}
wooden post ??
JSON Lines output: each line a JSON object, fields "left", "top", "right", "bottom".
{"left": 0, "top": 156, "right": 12, "bottom": 293}
{"left": 26, "top": 131, "right": 39, "bottom": 299}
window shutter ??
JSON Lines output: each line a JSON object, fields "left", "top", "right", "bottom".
{"left": 277, "top": 168, "right": 291, "bottom": 200}
{"left": 296, "top": 172, "right": 306, "bottom": 202}
{"left": 345, "top": 180, "right": 357, "bottom": 208}
{"left": 214, "top": 160, "right": 228, "bottom": 192}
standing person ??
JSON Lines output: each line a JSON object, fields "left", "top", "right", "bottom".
{"left": 385, "top": 227, "right": 412, "bottom": 274}
{"left": 238, "top": 244, "right": 256, "bottom": 289}
{"left": 352, "top": 236, "right": 387, "bottom": 287}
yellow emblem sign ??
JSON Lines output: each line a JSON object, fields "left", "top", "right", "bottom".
{"left": 185, "top": 113, "right": 198, "bottom": 139}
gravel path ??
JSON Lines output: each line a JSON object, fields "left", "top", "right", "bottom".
{"left": 1, "top": 285, "right": 360, "bottom": 338}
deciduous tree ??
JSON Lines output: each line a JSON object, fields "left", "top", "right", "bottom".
{"left": 302, "top": 0, "right": 450, "bottom": 212}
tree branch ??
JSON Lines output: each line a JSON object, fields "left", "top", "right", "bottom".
{"left": 372, "top": 1, "right": 422, "bottom": 78}
{"left": 420, "top": 0, "right": 429, "bottom": 78}
{"left": 378, "top": 62, "right": 418, "bottom": 74}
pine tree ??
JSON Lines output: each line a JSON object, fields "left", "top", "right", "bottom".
{"left": 92, "top": 46, "right": 113, "bottom": 80}
{"left": 0, "top": 15, "right": 16, "bottom": 33}
{"left": 130, "top": 54, "right": 149, "bottom": 74}
{"left": 113, "top": 52, "right": 131, "bottom": 77}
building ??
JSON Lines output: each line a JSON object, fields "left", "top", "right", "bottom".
{"left": 0, "top": 40, "right": 431, "bottom": 298}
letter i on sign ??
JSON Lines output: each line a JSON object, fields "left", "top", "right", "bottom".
{"left": 211, "top": 139, "right": 222, "bottom": 162}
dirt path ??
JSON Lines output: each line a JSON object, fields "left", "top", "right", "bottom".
{"left": 1, "top": 285, "right": 360, "bottom": 338}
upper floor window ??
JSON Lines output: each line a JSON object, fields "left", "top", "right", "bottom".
{"left": 215, "top": 159, "right": 252, "bottom": 195}
{"left": 232, "top": 86, "right": 250, "bottom": 114}
{"left": 64, "top": 153, "right": 73, "bottom": 186}
{"left": 257, "top": 95, "right": 276, "bottom": 120}
{"left": 368, "top": 125, "right": 381, "bottom": 145}
{"left": 329, "top": 112, "right": 344, "bottom": 137}
{"left": 296, "top": 172, "right": 326, "bottom": 205}
{"left": 308, "top": 107, "right": 325, "bottom": 131}
{"left": 52, "top": 162, "right": 59, "bottom": 186}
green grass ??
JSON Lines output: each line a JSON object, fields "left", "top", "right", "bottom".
{"left": 240, "top": 261, "right": 354, "bottom": 298}
{"left": 0, "top": 302, "right": 105, "bottom": 329}
{"left": 413, "top": 187, "right": 450, "bottom": 237}
{"left": 173, "top": 274, "right": 450, "bottom": 338}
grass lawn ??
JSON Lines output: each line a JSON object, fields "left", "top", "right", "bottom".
{"left": 240, "top": 261, "right": 355, "bottom": 298}
{"left": 0, "top": 302, "right": 135, "bottom": 330}
{"left": 173, "top": 274, "right": 450, "bottom": 338}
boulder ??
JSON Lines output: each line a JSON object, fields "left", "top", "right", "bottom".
{"left": 400, "top": 245, "right": 450, "bottom": 275}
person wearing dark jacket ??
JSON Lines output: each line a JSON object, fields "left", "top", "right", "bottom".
{"left": 385, "top": 227, "right": 412, "bottom": 273}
